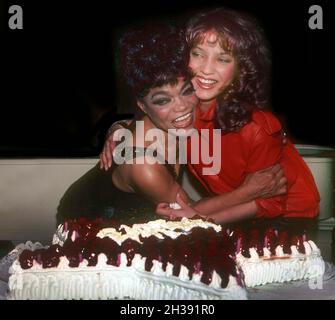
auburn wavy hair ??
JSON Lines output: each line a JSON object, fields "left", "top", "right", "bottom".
{"left": 118, "top": 24, "right": 191, "bottom": 100}
{"left": 186, "top": 8, "right": 272, "bottom": 132}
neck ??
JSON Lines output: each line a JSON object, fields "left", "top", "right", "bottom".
{"left": 198, "top": 98, "right": 217, "bottom": 112}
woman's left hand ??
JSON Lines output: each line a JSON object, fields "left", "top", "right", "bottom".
{"left": 156, "top": 193, "right": 198, "bottom": 220}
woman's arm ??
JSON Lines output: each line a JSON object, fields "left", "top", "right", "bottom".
{"left": 203, "top": 201, "right": 258, "bottom": 224}
{"left": 192, "top": 163, "right": 286, "bottom": 215}
{"left": 156, "top": 192, "right": 258, "bottom": 224}
{"left": 154, "top": 163, "right": 287, "bottom": 220}
{"left": 100, "top": 119, "right": 134, "bottom": 171}
{"left": 119, "top": 158, "right": 190, "bottom": 206}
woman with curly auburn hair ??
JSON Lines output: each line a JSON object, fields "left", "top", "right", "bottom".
{"left": 185, "top": 7, "right": 271, "bottom": 132}
{"left": 100, "top": 8, "right": 319, "bottom": 233}
{"left": 178, "top": 8, "right": 320, "bottom": 228}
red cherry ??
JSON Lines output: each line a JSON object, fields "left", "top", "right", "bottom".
{"left": 121, "top": 239, "right": 141, "bottom": 266}
{"left": 19, "top": 250, "right": 35, "bottom": 269}
{"left": 290, "top": 235, "right": 305, "bottom": 254}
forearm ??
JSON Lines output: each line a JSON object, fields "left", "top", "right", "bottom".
{"left": 203, "top": 201, "right": 258, "bottom": 224}
{"left": 193, "top": 186, "right": 255, "bottom": 215}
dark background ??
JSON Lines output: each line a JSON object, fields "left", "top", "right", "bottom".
{"left": 1, "top": 0, "right": 334, "bottom": 157}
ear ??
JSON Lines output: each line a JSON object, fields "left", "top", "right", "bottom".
{"left": 136, "top": 100, "right": 147, "bottom": 114}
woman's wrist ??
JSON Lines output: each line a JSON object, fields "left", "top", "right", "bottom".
{"left": 236, "top": 183, "right": 256, "bottom": 204}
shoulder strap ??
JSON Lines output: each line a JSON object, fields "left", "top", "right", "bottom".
{"left": 113, "top": 146, "right": 177, "bottom": 180}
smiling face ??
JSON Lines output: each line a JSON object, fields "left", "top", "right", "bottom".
{"left": 137, "top": 77, "right": 198, "bottom": 134}
{"left": 188, "top": 30, "right": 237, "bottom": 104}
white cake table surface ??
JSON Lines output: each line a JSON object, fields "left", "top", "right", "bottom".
{"left": 1, "top": 250, "right": 334, "bottom": 300}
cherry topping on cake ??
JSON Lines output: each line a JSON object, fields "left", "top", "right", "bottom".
{"left": 19, "top": 249, "right": 35, "bottom": 269}
{"left": 158, "top": 237, "right": 175, "bottom": 271}
{"left": 63, "top": 240, "right": 83, "bottom": 267}
{"left": 290, "top": 234, "right": 305, "bottom": 254}
{"left": 99, "top": 237, "right": 119, "bottom": 266}
{"left": 141, "top": 236, "right": 160, "bottom": 272}
{"left": 220, "top": 229, "right": 235, "bottom": 255}
{"left": 200, "top": 268, "right": 213, "bottom": 285}
{"left": 278, "top": 230, "right": 291, "bottom": 254}
{"left": 121, "top": 239, "right": 141, "bottom": 266}
{"left": 216, "top": 256, "right": 235, "bottom": 288}
{"left": 248, "top": 229, "right": 263, "bottom": 256}
{"left": 41, "top": 245, "right": 63, "bottom": 268}
{"left": 264, "top": 228, "right": 278, "bottom": 255}
{"left": 231, "top": 228, "right": 250, "bottom": 258}
{"left": 173, "top": 234, "right": 195, "bottom": 279}
{"left": 33, "top": 249, "right": 44, "bottom": 265}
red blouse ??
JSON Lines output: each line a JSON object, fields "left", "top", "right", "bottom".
{"left": 187, "top": 102, "right": 320, "bottom": 218}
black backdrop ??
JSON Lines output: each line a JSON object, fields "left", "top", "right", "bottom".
{"left": 1, "top": 0, "right": 334, "bottom": 156}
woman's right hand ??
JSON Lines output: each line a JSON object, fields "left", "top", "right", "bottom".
{"left": 99, "top": 133, "right": 116, "bottom": 171}
{"left": 99, "top": 120, "right": 132, "bottom": 171}
{"left": 242, "top": 164, "right": 287, "bottom": 199}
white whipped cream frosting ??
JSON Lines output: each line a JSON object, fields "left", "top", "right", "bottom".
{"left": 236, "top": 240, "right": 325, "bottom": 287}
{"left": 8, "top": 244, "right": 246, "bottom": 300}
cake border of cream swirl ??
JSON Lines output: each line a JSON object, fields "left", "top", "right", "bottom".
{"left": 236, "top": 240, "right": 325, "bottom": 287}
{"left": 8, "top": 248, "right": 247, "bottom": 300}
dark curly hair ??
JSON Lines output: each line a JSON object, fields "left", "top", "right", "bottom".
{"left": 118, "top": 23, "right": 192, "bottom": 100}
{"left": 186, "top": 8, "right": 272, "bottom": 132}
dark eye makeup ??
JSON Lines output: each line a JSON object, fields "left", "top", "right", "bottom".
{"left": 152, "top": 98, "right": 171, "bottom": 106}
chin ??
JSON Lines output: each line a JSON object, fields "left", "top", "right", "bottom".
{"left": 196, "top": 90, "right": 218, "bottom": 102}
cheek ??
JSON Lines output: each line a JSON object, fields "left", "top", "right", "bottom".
{"left": 186, "top": 95, "right": 198, "bottom": 108}
{"left": 188, "top": 57, "right": 199, "bottom": 72}
{"left": 219, "top": 64, "right": 236, "bottom": 82}
{"left": 148, "top": 108, "right": 170, "bottom": 123}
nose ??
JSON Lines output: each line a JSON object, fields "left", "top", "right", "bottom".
{"left": 174, "top": 97, "right": 188, "bottom": 113}
{"left": 200, "top": 57, "right": 214, "bottom": 75}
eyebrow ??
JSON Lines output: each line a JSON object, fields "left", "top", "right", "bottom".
{"left": 150, "top": 81, "right": 192, "bottom": 100}
{"left": 193, "top": 45, "right": 231, "bottom": 56}
{"left": 192, "top": 46, "right": 205, "bottom": 52}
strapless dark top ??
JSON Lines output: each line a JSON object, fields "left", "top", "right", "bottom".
{"left": 56, "top": 147, "right": 178, "bottom": 225}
